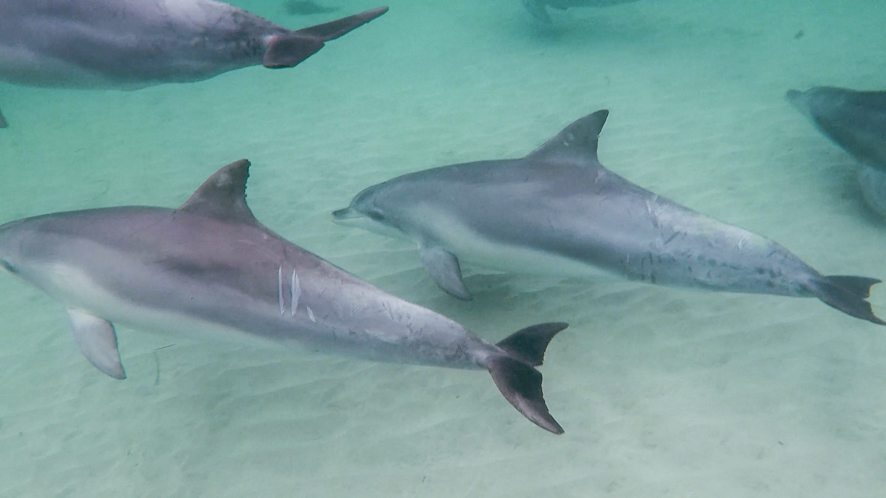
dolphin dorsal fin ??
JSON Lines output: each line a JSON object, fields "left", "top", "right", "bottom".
{"left": 528, "top": 110, "right": 609, "bottom": 165}
{"left": 179, "top": 159, "right": 257, "bottom": 223}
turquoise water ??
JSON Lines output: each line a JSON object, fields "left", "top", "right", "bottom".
{"left": 2, "top": 0, "right": 886, "bottom": 496}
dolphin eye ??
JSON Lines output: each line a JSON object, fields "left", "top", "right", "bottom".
{"left": 367, "top": 210, "right": 385, "bottom": 222}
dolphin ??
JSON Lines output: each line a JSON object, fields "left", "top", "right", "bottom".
{"left": 0, "top": 160, "right": 568, "bottom": 434}
{"left": 333, "top": 109, "right": 885, "bottom": 325}
{"left": 786, "top": 86, "right": 886, "bottom": 217}
{"left": 522, "top": 0, "right": 640, "bottom": 24}
{"left": 0, "top": 107, "right": 6, "bottom": 128}
{"left": 0, "top": 1, "right": 387, "bottom": 126}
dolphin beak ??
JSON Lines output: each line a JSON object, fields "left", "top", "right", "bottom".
{"left": 332, "top": 207, "right": 362, "bottom": 222}
{"left": 785, "top": 89, "right": 806, "bottom": 113}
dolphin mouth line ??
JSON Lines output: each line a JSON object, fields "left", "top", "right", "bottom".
{"left": 332, "top": 207, "right": 362, "bottom": 221}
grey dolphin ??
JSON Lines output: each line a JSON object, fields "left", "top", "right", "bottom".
{"left": 0, "top": 160, "right": 568, "bottom": 434}
{"left": 333, "top": 110, "right": 885, "bottom": 325}
{"left": 786, "top": 86, "right": 886, "bottom": 217}
{"left": 0, "top": 1, "right": 387, "bottom": 126}
{"left": 522, "top": 0, "right": 640, "bottom": 23}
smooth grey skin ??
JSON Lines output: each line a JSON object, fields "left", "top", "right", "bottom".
{"left": 0, "top": 1, "right": 387, "bottom": 126}
{"left": 0, "top": 160, "right": 567, "bottom": 434}
{"left": 786, "top": 86, "right": 886, "bottom": 217}
{"left": 522, "top": 0, "right": 640, "bottom": 23}
{"left": 334, "top": 110, "right": 885, "bottom": 325}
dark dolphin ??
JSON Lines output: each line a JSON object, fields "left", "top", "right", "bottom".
{"left": 334, "top": 110, "right": 885, "bottom": 325}
{"left": 0, "top": 160, "right": 568, "bottom": 434}
{"left": 787, "top": 86, "right": 886, "bottom": 216}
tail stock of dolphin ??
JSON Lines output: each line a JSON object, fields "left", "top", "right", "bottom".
{"left": 489, "top": 322, "right": 567, "bottom": 434}
{"left": 263, "top": 6, "right": 388, "bottom": 68}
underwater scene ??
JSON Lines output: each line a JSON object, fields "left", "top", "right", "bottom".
{"left": 1, "top": 0, "right": 885, "bottom": 496}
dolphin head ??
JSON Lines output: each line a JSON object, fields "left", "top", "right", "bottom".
{"left": 332, "top": 182, "right": 412, "bottom": 241}
{"left": 786, "top": 88, "right": 815, "bottom": 117}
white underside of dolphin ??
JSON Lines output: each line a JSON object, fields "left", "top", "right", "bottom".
{"left": 0, "top": 160, "right": 568, "bottom": 434}
{"left": 334, "top": 110, "right": 885, "bottom": 326}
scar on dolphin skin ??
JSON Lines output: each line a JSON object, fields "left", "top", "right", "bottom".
{"left": 290, "top": 269, "right": 300, "bottom": 317}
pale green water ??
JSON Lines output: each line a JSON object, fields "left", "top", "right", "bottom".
{"left": 1, "top": 0, "right": 886, "bottom": 496}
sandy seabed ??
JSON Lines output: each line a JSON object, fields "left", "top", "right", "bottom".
{"left": 1, "top": 0, "right": 885, "bottom": 496}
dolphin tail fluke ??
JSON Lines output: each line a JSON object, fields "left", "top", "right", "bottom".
{"left": 487, "top": 322, "right": 568, "bottom": 434}
{"left": 0, "top": 107, "right": 7, "bottom": 128}
{"left": 263, "top": 7, "right": 388, "bottom": 68}
{"left": 813, "top": 275, "right": 885, "bottom": 325}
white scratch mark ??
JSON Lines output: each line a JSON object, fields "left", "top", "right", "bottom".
{"left": 277, "top": 266, "right": 284, "bottom": 316}
{"left": 306, "top": 306, "right": 316, "bottom": 323}
{"left": 290, "top": 270, "right": 300, "bottom": 317}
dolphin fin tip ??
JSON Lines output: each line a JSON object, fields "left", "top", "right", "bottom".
{"left": 293, "top": 6, "right": 388, "bottom": 43}
{"left": 815, "top": 275, "right": 886, "bottom": 325}
{"left": 487, "top": 355, "right": 563, "bottom": 434}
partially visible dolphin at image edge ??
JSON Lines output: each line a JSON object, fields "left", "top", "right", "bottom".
{"left": 0, "top": 1, "right": 388, "bottom": 126}
{"left": 786, "top": 86, "right": 886, "bottom": 217}
{"left": 334, "top": 110, "right": 885, "bottom": 325}
{"left": 0, "top": 1, "right": 388, "bottom": 87}
{"left": 0, "top": 160, "right": 567, "bottom": 434}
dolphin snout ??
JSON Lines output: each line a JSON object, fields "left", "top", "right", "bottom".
{"left": 785, "top": 89, "right": 802, "bottom": 103}
{"left": 332, "top": 207, "right": 362, "bottom": 222}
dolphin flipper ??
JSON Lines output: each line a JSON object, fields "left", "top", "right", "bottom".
{"left": 419, "top": 244, "right": 472, "bottom": 300}
{"left": 263, "top": 7, "right": 388, "bottom": 68}
{"left": 487, "top": 322, "right": 568, "bottom": 434}
{"left": 0, "top": 107, "right": 7, "bottom": 128}
{"left": 522, "top": 0, "right": 553, "bottom": 23}
{"left": 67, "top": 308, "right": 126, "bottom": 379}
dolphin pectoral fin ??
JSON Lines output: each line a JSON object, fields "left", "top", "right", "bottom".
{"left": 487, "top": 322, "right": 568, "bottom": 434}
{"left": 812, "top": 275, "right": 886, "bottom": 325}
{"left": 0, "top": 107, "right": 7, "bottom": 128}
{"left": 294, "top": 6, "right": 388, "bottom": 42}
{"left": 528, "top": 110, "right": 610, "bottom": 165}
{"left": 66, "top": 308, "right": 126, "bottom": 379}
{"left": 522, "top": 0, "right": 553, "bottom": 23}
{"left": 419, "top": 245, "right": 472, "bottom": 300}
